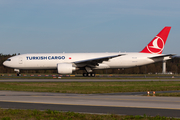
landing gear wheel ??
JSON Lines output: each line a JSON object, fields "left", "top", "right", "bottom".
{"left": 88, "top": 73, "right": 91, "bottom": 77}
{"left": 83, "top": 73, "right": 87, "bottom": 77}
{"left": 82, "top": 73, "right": 95, "bottom": 77}
{"left": 91, "top": 73, "right": 95, "bottom": 77}
{"left": 17, "top": 73, "right": 21, "bottom": 76}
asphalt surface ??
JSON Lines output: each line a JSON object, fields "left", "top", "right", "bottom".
{"left": 1, "top": 74, "right": 180, "bottom": 78}
{"left": 0, "top": 91, "right": 180, "bottom": 117}
{"left": 0, "top": 78, "right": 180, "bottom": 82}
{"left": 1, "top": 101, "right": 180, "bottom": 117}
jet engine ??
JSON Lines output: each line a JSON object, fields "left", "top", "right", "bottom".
{"left": 57, "top": 63, "right": 76, "bottom": 74}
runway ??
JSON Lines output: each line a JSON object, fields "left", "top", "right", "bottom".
{"left": 0, "top": 91, "right": 180, "bottom": 117}
{"left": 0, "top": 78, "right": 180, "bottom": 82}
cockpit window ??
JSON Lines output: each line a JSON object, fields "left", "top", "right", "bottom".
{"left": 6, "top": 59, "right": 11, "bottom": 61}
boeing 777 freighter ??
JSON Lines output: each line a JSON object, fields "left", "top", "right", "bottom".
{"left": 3, "top": 27, "right": 174, "bottom": 76}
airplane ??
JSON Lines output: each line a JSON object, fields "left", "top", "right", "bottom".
{"left": 3, "top": 26, "right": 175, "bottom": 77}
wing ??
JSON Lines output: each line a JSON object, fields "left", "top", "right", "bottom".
{"left": 74, "top": 54, "right": 125, "bottom": 67}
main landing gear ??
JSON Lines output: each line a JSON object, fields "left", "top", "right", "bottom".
{"left": 83, "top": 67, "right": 95, "bottom": 77}
{"left": 83, "top": 73, "right": 95, "bottom": 77}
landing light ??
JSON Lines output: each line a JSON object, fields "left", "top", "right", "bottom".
{"left": 147, "top": 91, "right": 150, "bottom": 96}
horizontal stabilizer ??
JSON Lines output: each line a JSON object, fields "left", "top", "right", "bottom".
{"left": 148, "top": 54, "right": 175, "bottom": 59}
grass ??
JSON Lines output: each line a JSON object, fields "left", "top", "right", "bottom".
{"left": 0, "top": 109, "right": 178, "bottom": 120}
{"left": 155, "top": 92, "right": 180, "bottom": 97}
{"left": 0, "top": 81, "right": 180, "bottom": 94}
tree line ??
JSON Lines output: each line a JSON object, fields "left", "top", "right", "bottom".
{"left": 0, "top": 54, "right": 180, "bottom": 74}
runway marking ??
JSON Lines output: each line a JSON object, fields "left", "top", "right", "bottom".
{"left": 0, "top": 100, "right": 180, "bottom": 110}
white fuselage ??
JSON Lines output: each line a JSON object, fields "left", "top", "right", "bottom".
{"left": 3, "top": 52, "right": 171, "bottom": 70}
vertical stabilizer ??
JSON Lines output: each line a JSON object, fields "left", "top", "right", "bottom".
{"left": 140, "top": 26, "right": 171, "bottom": 54}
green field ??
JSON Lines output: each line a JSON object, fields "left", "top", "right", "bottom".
{"left": 0, "top": 81, "right": 180, "bottom": 94}
{"left": 0, "top": 109, "right": 178, "bottom": 120}
{"left": 153, "top": 92, "right": 180, "bottom": 97}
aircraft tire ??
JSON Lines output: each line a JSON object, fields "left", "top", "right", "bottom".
{"left": 83, "top": 73, "right": 95, "bottom": 77}
{"left": 91, "top": 73, "right": 95, "bottom": 77}
{"left": 88, "top": 73, "right": 91, "bottom": 77}
{"left": 17, "top": 73, "right": 21, "bottom": 76}
{"left": 83, "top": 73, "right": 87, "bottom": 77}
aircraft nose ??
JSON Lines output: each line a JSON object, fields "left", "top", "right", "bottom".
{"left": 3, "top": 61, "right": 8, "bottom": 67}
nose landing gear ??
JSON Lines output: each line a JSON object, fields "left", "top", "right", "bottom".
{"left": 14, "top": 69, "right": 21, "bottom": 76}
{"left": 17, "top": 73, "right": 21, "bottom": 76}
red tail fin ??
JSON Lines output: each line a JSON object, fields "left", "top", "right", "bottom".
{"left": 140, "top": 26, "right": 171, "bottom": 54}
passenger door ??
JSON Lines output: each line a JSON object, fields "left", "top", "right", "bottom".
{"left": 19, "top": 57, "right": 23, "bottom": 64}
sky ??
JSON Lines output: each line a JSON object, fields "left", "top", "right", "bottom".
{"left": 0, "top": 0, "right": 180, "bottom": 55}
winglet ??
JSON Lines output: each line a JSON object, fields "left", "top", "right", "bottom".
{"left": 140, "top": 26, "right": 171, "bottom": 54}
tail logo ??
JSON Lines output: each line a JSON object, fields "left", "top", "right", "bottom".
{"left": 147, "top": 36, "right": 164, "bottom": 54}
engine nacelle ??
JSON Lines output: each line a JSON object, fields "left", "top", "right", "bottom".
{"left": 57, "top": 63, "right": 76, "bottom": 74}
